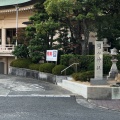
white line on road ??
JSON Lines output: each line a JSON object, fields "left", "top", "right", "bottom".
{"left": 0, "top": 94, "right": 71, "bottom": 97}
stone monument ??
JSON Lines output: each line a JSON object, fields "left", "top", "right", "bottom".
{"left": 90, "top": 41, "right": 107, "bottom": 85}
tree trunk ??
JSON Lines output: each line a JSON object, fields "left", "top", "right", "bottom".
{"left": 81, "top": 20, "right": 89, "bottom": 55}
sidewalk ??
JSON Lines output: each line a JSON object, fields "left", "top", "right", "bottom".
{"left": 88, "top": 99, "right": 120, "bottom": 111}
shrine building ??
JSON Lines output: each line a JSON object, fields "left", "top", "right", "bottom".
{"left": 0, "top": 0, "right": 38, "bottom": 74}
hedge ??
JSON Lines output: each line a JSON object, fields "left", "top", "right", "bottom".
{"left": 29, "top": 64, "right": 41, "bottom": 71}
{"left": 72, "top": 71, "right": 94, "bottom": 82}
{"left": 52, "top": 65, "right": 74, "bottom": 75}
{"left": 10, "top": 58, "right": 32, "bottom": 68}
{"left": 10, "top": 54, "right": 120, "bottom": 76}
{"left": 39, "top": 63, "right": 55, "bottom": 73}
{"left": 60, "top": 54, "right": 120, "bottom": 74}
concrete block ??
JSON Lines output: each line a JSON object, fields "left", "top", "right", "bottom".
{"left": 55, "top": 76, "right": 67, "bottom": 83}
{"left": 90, "top": 78, "right": 108, "bottom": 85}
{"left": 112, "top": 87, "right": 120, "bottom": 99}
{"left": 61, "top": 80, "right": 88, "bottom": 98}
{"left": 59, "top": 80, "right": 113, "bottom": 99}
{"left": 87, "top": 87, "right": 111, "bottom": 99}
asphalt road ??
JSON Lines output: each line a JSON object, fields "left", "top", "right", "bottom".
{"left": 0, "top": 96, "right": 120, "bottom": 120}
{"left": 0, "top": 74, "right": 120, "bottom": 120}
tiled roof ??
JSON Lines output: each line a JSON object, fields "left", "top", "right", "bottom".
{"left": 0, "top": 0, "right": 31, "bottom": 6}
{"left": 0, "top": 5, "right": 33, "bottom": 13}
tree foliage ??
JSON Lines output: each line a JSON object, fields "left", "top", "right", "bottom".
{"left": 95, "top": 0, "right": 120, "bottom": 49}
{"left": 12, "top": 0, "right": 120, "bottom": 60}
{"left": 26, "top": 1, "right": 60, "bottom": 63}
{"left": 44, "top": 0, "right": 99, "bottom": 55}
{"left": 12, "top": 44, "right": 29, "bottom": 58}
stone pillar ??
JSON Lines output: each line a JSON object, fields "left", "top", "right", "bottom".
{"left": 90, "top": 41, "right": 107, "bottom": 85}
{"left": 2, "top": 28, "right": 6, "bottom": 46}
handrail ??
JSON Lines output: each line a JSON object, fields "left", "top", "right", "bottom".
{"left": 61, "top": 63, "right": 79, "bottom": 75}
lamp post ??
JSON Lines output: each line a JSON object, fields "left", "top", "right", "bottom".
{"left": 15, "top": 5, "right": 19, "bottom": 46}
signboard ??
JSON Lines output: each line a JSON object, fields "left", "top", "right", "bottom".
{"left": 95, "top": 41, "right": 103, "bottom": 79}
{"left": 46, "top": 50, "right": 58, "bottom": 61}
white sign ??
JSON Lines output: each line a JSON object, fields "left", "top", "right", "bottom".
{"left": 95, "top": 41, "right": 103, "bottom": 79}
{"left": 46, "top": 50, "right": 58, "bottom": 61}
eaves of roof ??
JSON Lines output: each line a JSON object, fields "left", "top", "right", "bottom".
{"left": 0, "top": 0, "right": 31, "bottom": 6}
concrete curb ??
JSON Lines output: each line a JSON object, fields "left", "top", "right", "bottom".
{"left": 88, "top": 100, "right": 120, "bottom": 112}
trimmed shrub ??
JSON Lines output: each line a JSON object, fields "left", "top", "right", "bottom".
{"left": 52, "top": 65, "right": 73, "bottom": 75}
{"left": 72, "top": 71, "right": 94, "bottom": 82}
{"left": 72, "top": 72, "right": 87, "bottom": 81}
{"left": 71, "top": 73, "right": 79, "bottom": 80}
{"left": 39, "top": 63, "right": 55, "bottom": 73}
{"left": 10, "top": 58, "right": 32, "bottom": 68}
{"left": 85, "top": 71, "right": 94, "bottom": 81}
{"left": 29, "top": 64, "right": 41, "bottom": 71}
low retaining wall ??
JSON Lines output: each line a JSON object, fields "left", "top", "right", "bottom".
{"left": 9, "top": 67, "right": 120, "bottom": 99}
{"left": 60, "top": 80, "right": 120, "bottom": 100}
{"left": 9, "top": 67, "right": 68, "bottom": 84}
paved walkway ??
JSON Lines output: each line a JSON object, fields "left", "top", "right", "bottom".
{"left": 88, "top": 99, "right": 120, "bottom": 111}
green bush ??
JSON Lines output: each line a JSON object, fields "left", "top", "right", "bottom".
{"left": 85, "top": 71, "right": 94, "bottom": 81}
{"left": 69, "top": 57, "right": 81, "bottom": 72}
{"left": 88, "top": 56, "right": 112, "bottom": 75}
{"left": 72, "top": 72, "right": 87, "bottom": 81}
{"left": 78, "top": 55, "right": 94, "bottom": 71}
{"left": 52, "top": 65, "right": 73, "bottom": 75}
{"left": 60, "top": 54, "right": 94, "bottom": 71}
{"left": 12, "top": 44, "right": 29, "bottom": 58}
{"left": 117, "top": 55, "right": 120, "bottom": 70}
{"left": 60, "top": 54, "right": 75, "bottom": 66}
{"left": 60, "top": 54, "right": 120, "bottom": 73}
{"left": 29, "top": 64, "right": 41, "bottom": 71}
{"left": 72, "top": 71, "right": 94, "bottom": 82}
{"left": 10, "top": 58, "right": 32, "bottom": 68}
{"left": 88, "top": 62, "right": 94, "bottom": 71}
{"left": 71, "top": 73, "right": 79, "bottom": 80}
{"left": 39, "top": 63, "right": 55, "bottom": 73}
{"left": 103, "top": 63, "right": 111, "bottom": 75}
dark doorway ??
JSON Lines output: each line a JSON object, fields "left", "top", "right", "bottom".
{"left": 0, "top": 62, "right": 4, "bottom": 74}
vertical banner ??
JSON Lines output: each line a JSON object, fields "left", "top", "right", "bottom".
{"left": 95, "top": 41, "right": 103, "bottom": 79}
{"left": 46, "top": 50, "right": 58, "bottom": 62}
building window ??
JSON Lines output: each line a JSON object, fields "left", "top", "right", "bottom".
{"left": 6, "top": 29, "right": 16, "bottom": 44}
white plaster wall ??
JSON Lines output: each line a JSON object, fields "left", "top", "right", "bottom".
{"left": 0, "top": 11, "right": 33, "bottom": 29}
